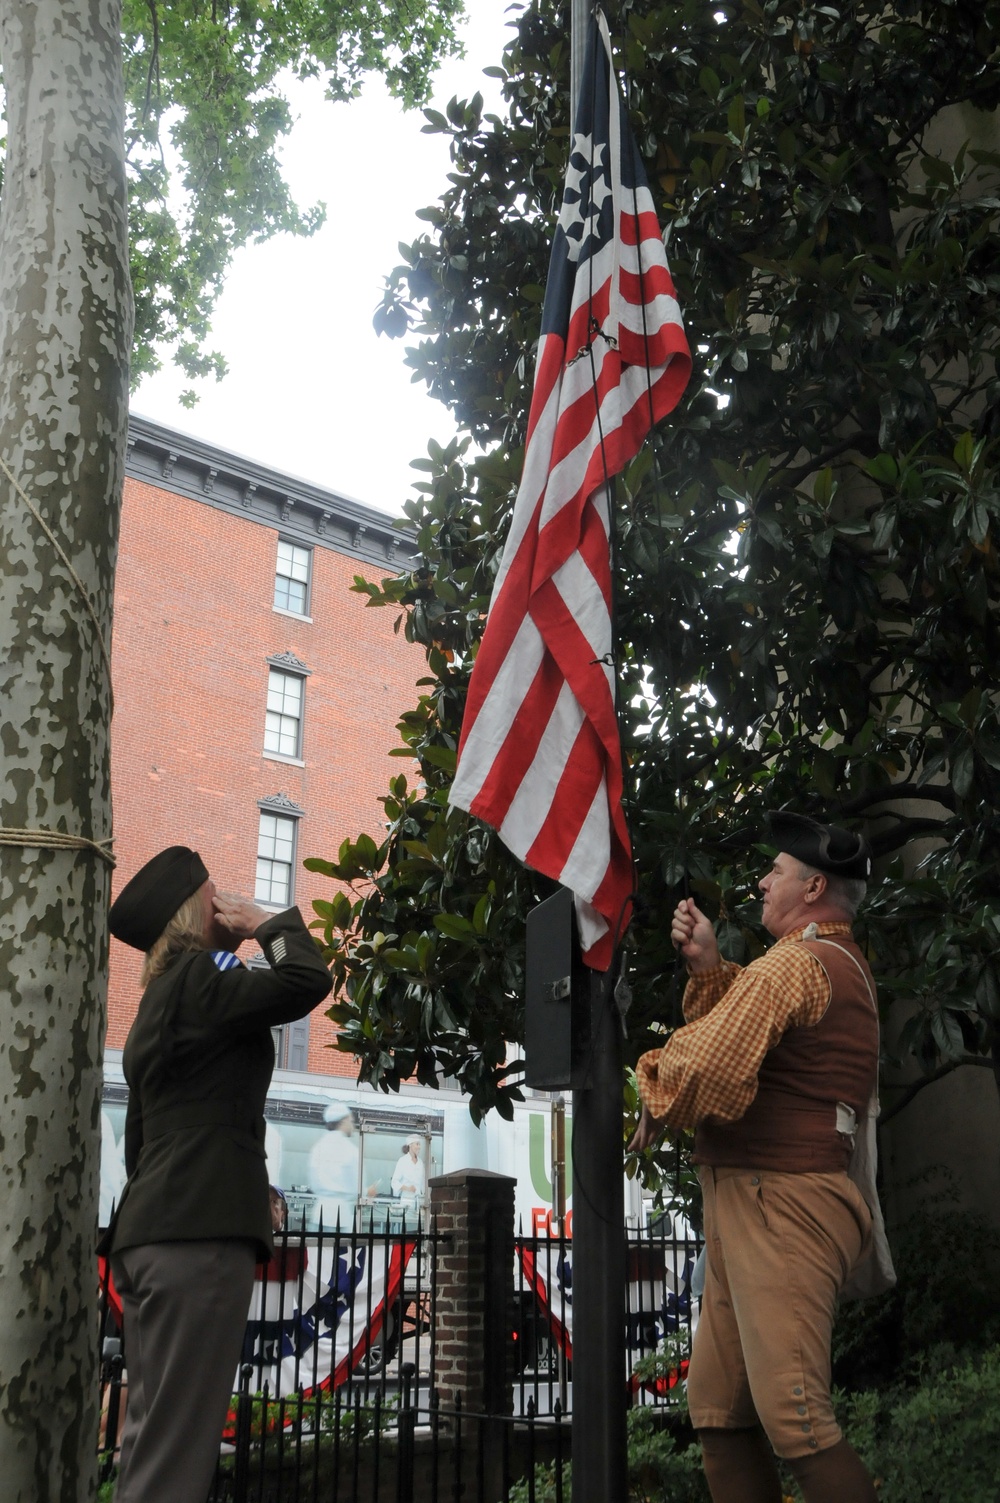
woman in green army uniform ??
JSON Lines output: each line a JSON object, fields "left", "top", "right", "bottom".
{"left": 104, "top": 845, "right": 332, "bottom": 1503}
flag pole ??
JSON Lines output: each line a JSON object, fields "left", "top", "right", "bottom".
{"left": 571, "top": 968, "right": 628, "bottom": 1502}
{"left": 450, "top": 7, "right": 690, "bottom": 1484}
{"left": 568, "top": 5, "right": 629, "bottom": 1496}
{"left": 570, "top": 0, "right": 589, "bottom": 115}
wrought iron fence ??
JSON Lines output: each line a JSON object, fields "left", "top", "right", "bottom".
{"left": 97, "top": 1216, "right": 699, "bottom": 1499}
{"left": 97, "top": 1216, "right": 442, "bottom": 1490}
{"left": 100, "top": 1357, "right": 567, "bottom": 1503}
{"left": 236, "top": 1218, "right": 441, "bottom": 1403}
{"left": 512, "top": 1221, "right": 701, "bottom": 1414}
{"left": 201, "top": 1368, "right": 569, "bottom": 1503}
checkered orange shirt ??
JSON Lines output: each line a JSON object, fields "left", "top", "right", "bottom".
{"left": 635, "top": 922, "right": 854, "bottom": 1128}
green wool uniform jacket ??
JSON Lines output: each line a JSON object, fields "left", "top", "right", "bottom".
{"left": 109, "top": 908, "right": 332, "bottom": 1260}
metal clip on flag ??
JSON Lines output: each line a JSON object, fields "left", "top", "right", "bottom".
{"left": 450, "top": 9, "right": 691, "bottom": 970}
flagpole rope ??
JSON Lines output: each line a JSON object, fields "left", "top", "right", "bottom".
{"left": 569, "top": 888, "right": 638, "bottom": 1229}
{"left": 617, "top": 46, "right": 691, "bottom": 906}
{"left": 565, "top": 13, "right": 646, "bottom": 1233}
{"left": 583, "top": 10, "right": 627, "bottom": 817}
{"left": 616, "top": 21, "right": 694, "bottom": 1206}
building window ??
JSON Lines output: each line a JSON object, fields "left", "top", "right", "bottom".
{"left": 265, "top": 669, "right": 303, "bottom": 758}
{"left": 272, "top": 1017, "right": 311, "bottom": 1072}
{"left": 256, "top": 811, "right": 297, "bottom": 906}
{"left": 274, "top": 540, "right": 311, "bottom": 616}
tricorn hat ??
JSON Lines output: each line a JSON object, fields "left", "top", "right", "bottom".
{"left": 109, "top": 846, "right": 209, "bottom": 952}
{"left": 766, "top": 811, "right": 872, "bottom": 880}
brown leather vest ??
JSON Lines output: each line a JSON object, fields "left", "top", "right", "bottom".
{"left": 693, "top": 936, "right": 879, "bottom": 1173}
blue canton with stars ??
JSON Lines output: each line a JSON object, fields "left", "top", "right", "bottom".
{"left": 541, "top": 17, "right": 650, "bottom": 340}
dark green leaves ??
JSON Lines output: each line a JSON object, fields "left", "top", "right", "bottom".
{"left": 306, "top": 0, "right": 1000, "bottom": 1126}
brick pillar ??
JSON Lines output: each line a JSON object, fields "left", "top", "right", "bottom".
{"left": 429, "top": 1168, "right": 516, "bottom": 1417}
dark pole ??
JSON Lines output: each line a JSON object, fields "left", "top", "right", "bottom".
{"left": 570, "top": 0, "right": 588, "bottom": 113}
{"left": 571, "top": 970, "right": 627, "bottom": 1502}
{"left": 567, "top": 6, "right": 629, "bottom": 1498}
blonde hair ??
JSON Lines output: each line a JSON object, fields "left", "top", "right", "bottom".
{"left": 140, "top": 889, "right": 209, "bottom": 987}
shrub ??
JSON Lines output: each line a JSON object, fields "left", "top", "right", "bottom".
{"left": 517, "top": 1344, "right": 1000, "bottom": 1502}
{"left": 626, "top": 1407, "right": 710, "bottom": 1503}
{"left": 510, "top": 1407, "right": 709, "bottom": 1503}
{"left": 508, "top": 1458, "right": 572, "bottom": 1503}
{"left": 840, "top": 1345, "right": 1000, "bottom": 1502}
{"left": 832, "top": 1199, "right": 1000, "bottom": 1393}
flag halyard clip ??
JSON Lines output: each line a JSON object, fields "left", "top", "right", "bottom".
{"left": 567, "top": 316, "right": 619, "bottom": 367}
{"left": 614, "top": 972, "right": 632, "bottom": 1038}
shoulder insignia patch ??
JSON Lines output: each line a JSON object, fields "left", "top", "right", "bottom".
{"left": 210, "top": 951, "right": 242, "bottom": 972}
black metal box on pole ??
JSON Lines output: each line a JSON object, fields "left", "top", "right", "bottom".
{"left": 524, "top": 886, "right": 591, "bottom": 1091}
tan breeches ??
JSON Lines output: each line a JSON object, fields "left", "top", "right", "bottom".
{"left": 686, "top": 1165, "right": 871, "bottom": 1459}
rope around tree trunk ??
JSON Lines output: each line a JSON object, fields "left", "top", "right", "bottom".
{"left": 0, "top": 827, "right": 115, "bottom": 867}
{"left": 0, "top": 452, "right": 117, "bottom": 870}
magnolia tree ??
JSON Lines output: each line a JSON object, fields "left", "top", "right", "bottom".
{"left": 0, "top": 1, "right": 461, "bottom": 1496}
{"left": 307, "top": 0, "right": 1000, "bottom": 1162}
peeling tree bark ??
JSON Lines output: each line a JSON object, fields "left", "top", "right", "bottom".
{"left": 0, "top": 3, "right": 132, "bottom": 1498}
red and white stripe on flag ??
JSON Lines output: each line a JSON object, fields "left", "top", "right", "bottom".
{"left": 450, "top": 11, "right": 691, "bottom": 969}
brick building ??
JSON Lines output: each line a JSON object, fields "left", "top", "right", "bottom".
{"left": 105, "top": 414, "right": 423, "bottom": 1081}
{"left": 100, "top": 417, "right": 570, "bottom": 1239}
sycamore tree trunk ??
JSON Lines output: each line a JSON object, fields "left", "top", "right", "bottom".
{"left": 0, "top": 2, "right": 132, "bottom": 1498}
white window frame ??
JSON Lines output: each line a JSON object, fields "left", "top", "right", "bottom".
{"left": 273, "top": 539, "right": 312, "bottom": 618}
{"left": 255, "top": 809, "right": 299, "bottom": 907}
{"left": 264, "top": 668, "right": 305, "bottom": 760}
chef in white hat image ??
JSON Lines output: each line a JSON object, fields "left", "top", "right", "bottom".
{"left": 308, "top": 1100, "right": 360, "bottom": 1230}
{"left": 390, "top": 1135, "right": 426, "bottom": 1210}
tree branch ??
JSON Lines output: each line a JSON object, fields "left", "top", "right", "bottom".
{"left": 142, "top": 0, "right": 161, "bottom": 128}
{"left": 880, "top": 1055, "right": 993, "bottom": 1125}
{"left": 869, "top": 816, "right": 949, "bottom": 856}
{"left": 887, "top": 52, "right": 965, "bottom": 168}
{"left": 839, "top": 782, "right": 956, "bottom": 815}
{"left": 860, "top": 652, "right": 898, "bottom": 690}
{"left": 777, "top": 435, "right": 871, "bottom": 491}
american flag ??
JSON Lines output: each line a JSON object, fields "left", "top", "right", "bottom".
{"left": 516, "top": 1240, "right": 697, "bottom": 1375}
{"left": 449, "top": 11, "right": 690, "bottom": 968}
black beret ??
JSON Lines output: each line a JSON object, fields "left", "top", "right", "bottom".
{"left": 109, "top": 846, "right": 209, "bottom": 952}
{"left": 766, "top": 811, "right": 872, "bottom": 880}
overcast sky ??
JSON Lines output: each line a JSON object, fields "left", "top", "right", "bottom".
{"left": 132, "top": 1, "right": 514, "bottom": 516}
